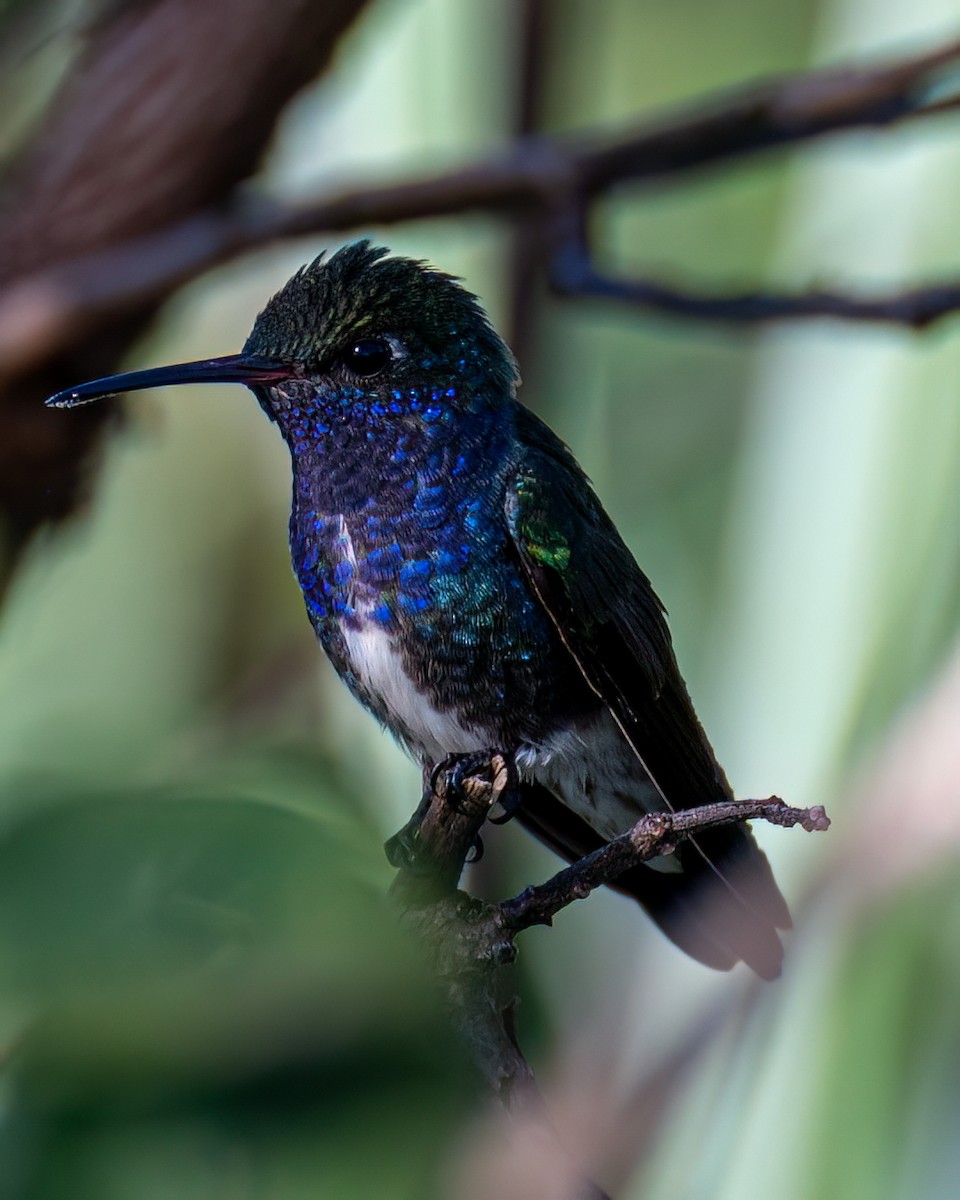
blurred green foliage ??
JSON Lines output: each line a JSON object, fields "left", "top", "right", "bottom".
{"left": 0, "top": 752, "right": 473, "bottom": 1198}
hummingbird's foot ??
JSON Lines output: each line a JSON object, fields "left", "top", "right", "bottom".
{"left": 429, "top": 751, "right": 499, "bottom": 815}
{"left": 428, "top": 750, "right": 520, "bottom": 826}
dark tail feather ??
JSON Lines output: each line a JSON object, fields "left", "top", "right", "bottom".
{"left": 516, "top": 784, "right": 790, "bottom": 980}
{"left": 618, "top": 826, "right": 790, "bottom": 980}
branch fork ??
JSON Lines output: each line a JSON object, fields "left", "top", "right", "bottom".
{"left": 386, "top": 752, "right": 830, "bottom": 1105}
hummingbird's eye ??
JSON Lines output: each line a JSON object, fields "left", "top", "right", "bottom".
{"left": 344, "top": 338, "right": 392, "bottom": 378}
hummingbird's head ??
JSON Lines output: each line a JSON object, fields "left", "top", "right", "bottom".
{"left": 46, "top": 242, "right": 519, "bottom": 431}
{"left": 244, "top": 241, "right": 517, "bottom": 401}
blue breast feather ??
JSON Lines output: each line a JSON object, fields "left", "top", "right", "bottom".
{"left": 283, "top": 376, "right": 557, "bottom": 716}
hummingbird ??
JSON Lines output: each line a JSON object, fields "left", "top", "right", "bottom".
{"left": 47, "top": 241, "right": 790, "bottom": 977}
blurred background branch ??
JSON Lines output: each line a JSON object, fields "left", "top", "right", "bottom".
{"left": 550, "top": 233, "right": 960, "bottom": 327}
{"left": 0, "top": 0, "right": 370, "bottom": 565}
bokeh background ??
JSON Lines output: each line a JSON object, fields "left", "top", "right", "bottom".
{"left": 1, "top": 1, "right": 960, "bottom": 1197}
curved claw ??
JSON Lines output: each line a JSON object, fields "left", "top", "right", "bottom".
{"left": 488, "top": 787, "right": 521, "bottom": 825}
{"left": 465, "top": 833, "right": 485, "bottom": 864}
{"left": 488, "top": 752, "right": 522, "bottom": 824}
{"left": 429, "top": 756, "right": 449, "bottom": 796}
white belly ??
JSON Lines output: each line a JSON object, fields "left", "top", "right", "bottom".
{"left": 517, "top": 710, "right": 681, "bottom": 872}
{"left": 341, "top": 619, "right": 488, "bottom": 763}
{"left": 329, "top": 510, "right": 489, "bottom": 763}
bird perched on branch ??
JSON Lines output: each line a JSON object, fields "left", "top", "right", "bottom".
{"left": 47, "top": 241, "right": 790, "bottom": 977}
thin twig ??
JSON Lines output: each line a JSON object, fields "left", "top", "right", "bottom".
{"left": 0, "top": 0, "right": 371, "bottom": 543}
{"left": 496, "top": 797, "right": 830, "bottom": 935}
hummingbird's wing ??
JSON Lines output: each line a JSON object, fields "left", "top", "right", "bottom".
{"left": 505, "top": 405, "right": 790, "bottom": 978}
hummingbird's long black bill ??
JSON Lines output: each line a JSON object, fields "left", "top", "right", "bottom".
{"left": 44, "top": 354, "right": 291, "bottom": 409}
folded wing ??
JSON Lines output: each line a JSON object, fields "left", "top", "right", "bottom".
{"left": 505, "top": 405, "right": 790, "bottom": 978}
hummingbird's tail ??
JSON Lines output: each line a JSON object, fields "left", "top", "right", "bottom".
{"left": 516, "top": 783, "right": 790, "bottom": 979}
{"left": 616, "top": 822, "right": 791, "bottom": 980}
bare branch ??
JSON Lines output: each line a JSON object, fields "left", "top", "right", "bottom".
{"left": 387, "top": 755, "right": 536, "bottom": 1106}
{"left": 550, "top": 241, "right": 960, "bottom": 329}
{"left": 387, "top": 761, "right": 827, "bottom": 1198}
{"left": 497, "top": 797, "right": 830, "bottom": 936}
{"left": 388, "top": 753, "right": 829, "bottom": 1108}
